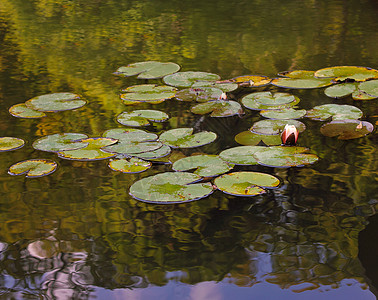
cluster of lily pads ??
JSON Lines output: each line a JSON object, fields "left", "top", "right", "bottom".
{"left": 1, "top": 62, "right": 376, "bottom": 203}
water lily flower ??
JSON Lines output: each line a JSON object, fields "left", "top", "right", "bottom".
{"left": 219, "top": 92, "right": 227, "bottom": 100}
{"left": 281, "top": 124, "right": 298, "bottom": 145}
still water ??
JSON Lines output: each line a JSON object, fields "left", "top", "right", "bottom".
{"left": 0, "top": 0, "right": 377, "bottom": 299}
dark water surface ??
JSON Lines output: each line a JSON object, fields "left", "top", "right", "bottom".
{"left": 0, "top": 0, "right": 377, "bottom": 299}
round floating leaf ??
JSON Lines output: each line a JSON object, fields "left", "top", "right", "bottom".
{"left": 324, "top": 83, "right": 358, "bottom": 98}
{"left": 129, "top": 172, "right": 214, "bottom": 203}
{"left": 25, "top": 93, "right": 86, "bottom": 112}
{"left": 254, "top": 146, "right": 319, "bottom": 168}
{"left": 172, "top": 155, "right": 234, "bottom": 177}
{"left": 115, "top": 61, "right": 180, "bottom": 79}
{"left": 242, "top": 92, "right": 300, "bottom": 110}
{"left": 235, "top": 131, "right": 282, "bottom": 146}
{"left": 357, "top": 80, "right": 378, "bottom": 98}
{"left": 103, "top": 128, "right": 158, "bottom": 142}
{"left": 8, "top": 159, "right": 57, "bottom": 178}
{"left": 9, "top": 103, "right": 47, "bottom": 118}
{"left": 120, "top": 84, "right": 177, "bottom": 103}
{"left": 320, "top": 120, "right": 374, "bottom": 140}
{"left": 116, "top": 110, "right": 169, "bottom": 127}
{"left": 214, "top": 171, "right": 280, "bottom": 196}
{"left": 33, "top": 133, "right": 89, "bottom": 152}
{"left": 271, "top": 71, "right": 333, "bottom": 89}
{"left": 260, "top": 108, "right": 306, "bottom": 120}
{"left": 108, "top": 157, "right": 152, "bottom": 173}
{"left": 191, "top": 100, "right": 242, "bottom": 117}
{"left": 231, "top": 75, "right": 271, "bottom": 87}
{"left": 191, "top": 81, "right": 238, "bottom": 92}
{"left": 306, "top": 104, "right": 363, "bottom": 121}
{"left": 219, "top": 146, "right": 264, "bottom": 165}
{"left": 163, "top": 71, "right": 221, "bottom": 88}
{"left": 58, "top": 137, "right": 118, "bottom": 161}
{"left": 251, "top": 119, "right": 306, "bottom": 135}
{"left": 175, "top": 87, "right": 224, "bottom": 102}
{"left": 0, "top": 137, "right": 25, "bottom": 152}
{"left": 315, "top": 66, "right": 378, "bottom": 82}
{"left": 134, "top": 144, "right": 171, "bottom": 160}
{"left": 159, "top": 128, "right": 217, "bottom": 148}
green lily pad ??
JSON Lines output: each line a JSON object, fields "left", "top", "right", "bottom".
{"left": 116, "top": 110, "right": 169, "bottom": 127}
{"left": 9, "top": 103, "right": 47, "bottom": 118}
{"left": 0, "top": 137, "right": 25, "bottom": 152}
{"left": 306, "top": 104, "right": 363, "bottom": 121}
{"left": 25, "top": 93, "right": 86, "bottom": 112}
{"left": 108, "top": 157, "right": 152, "bottom": 173}
{"left": 129, "top": 172, "right": 214, "bottom": 203}
{"left": 234, "top": 131, "right": 282, "bottom": 146}
{"left": 324, "top": 80, "right": 378, "bottom": 100}
{"left": 115, "top": 61, "right": 180, "bottom": 79}
{"left": 260, "top": 108, "right": 307, "bottom": 120}
{"left": 159, "top": 128, "right": 217, "bottom": 148}
{"left": 102, "top": 128, "right": 162, "bottom": 155}
{"left": 191, "top": 100, "right": 243, "bottom": 117}
{"left": 175, "top": 87, "right": 224, "bottom": 102}
{"left": 231, "top": 75, "right": 272, "bottom": 87}
{"left": 32, "top": 133, "right": 89, "bottom": 152}
{"left": 134, "top": 144, "right": 172, "bottom": 160}
{"left": 172, "top": 155, "right": 234, "bottom": 177}
{"left": 58, "top": 137, "right": 118, "bottom": 161}
{"left": 254, "top": 146, "right": 319, "bottom": 168}
{"left": 251, "top": 119, "right": 306, "bottom": 135}
{"left": 314, "top": 66, "right": 378, "bottom": 82}
{"left": 320, "top": 120, "right": 374, "bottom": 140}
{"left": 271, "top": 71, "right": 334, "bottom": 89}
{"left": 163, "top": 71, "right": 221, "bottom": 88}
{"left": 191, "top": 81, "right": 238, "bottom": 92}
{"left": 8, "top": 159, "right": 58, "bottom": 178}
{"left": 242, "top": 92, "right": 300, "bottom": 110}
{"left": 214, "top": 171, "right": 280, "bottom": 196}
{"left": 357, "top": 80, "right": 378, "bottom": 98}
{"left": 219, "top": 146, "right": 264, "bottom": 165}
{"left": 324, "top": 83, "right": 358, "bottom": 98}
{"left": 120, "top": 84, "right": 177, "bottom": 103}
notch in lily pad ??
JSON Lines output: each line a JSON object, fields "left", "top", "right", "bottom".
{"left": 25, "top": 92, "right": 86, "bottom": 112}
{"left": 0, "top": 137, "right": 25, "bottom": 152}
{"left": 235, "top": 131, "right": 282, "bottom": 146}
{"left": 191, "top": 100, "right": 243, "bottom": 117}
{"left": 163, "top": 71, "right": 221, "bottom": 88}
{"left": 271, "top": 70, "right": 334, "bottom": 89}
{"left": 114, "top": 61, "right": 180, "bottom": 79}
{"left": 320, "top": 120, "right": 374, "bottom": 140}
{"left": 314, "top": 66, "right": 378, "bottom": 82}
{"left": 8, "top": 159, "right": 58, "bottom": 178}
{"left": 159, "top": 128, "right": 217, "bottom": 148}
{"left": 306, "top": 104, "right": 363, "bottom": 121}
{"left": 108, "top": 157, "right": 152, "bottom": 173}
{"left": 120, "top": 84, "right": 177, "bottom": 104}
{"left": 117, "top": 110, "right": 169, "bottom": 127}
{"left": 129, "top": 172, "right": 214, "bottom": 203}
{"left": 214, "top": 171, "right": 280, "bottom": 196}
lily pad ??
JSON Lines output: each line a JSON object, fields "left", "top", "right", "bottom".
{"left": 25, "top": 93, "right": 86, "bottom": 112}
{"left": 120, "top": 84, "right": 177, "bottom": 103}
{"left": 306, "top": 104, "right": 363, "bottom": 121}
{"left": 314, "top": 66, "right": 378, "bottom": 82}
{"left": 108, "top": 157, "right": 152, "bottom": 173}
{"left": 271, "top": 71, "right": 334, "bottom": 89}
{"left": 242, "top": 92, "right": 300, "bottom": 110}
{"left": 58, "top": 137, "right": 118, "bottom": 161}
{"left": 159, "top": 128, "right": 217, "bottom": 148}
{"left": 172, "top": 155, "right": 234, "bottom": 177}
{"left": 32, "top": 133, "right": 89, "bottom": 152}
{"left": 129, "top": 172, "right": 214, "bottom": 203}
{"left": 116, "top": 110, "right": 169, "bottom": 127}
{"left": 260, "top": 108, "right": 307, "bottom": 120}
{"left": 191, "top": 81, "right": 238, "bottom": 92}
{"left": 163, "top": 71, "right": 221, "bottom": 88}
{"left": 214, "top": 171, "right": 280, "bottom": 196}
{"left": 134, "top": 144, "right": 172, "bottom": 160}
{"left": 320, "top": 120, "right": 374, "bottom": 140}
{"left": 251, "top": 119, "right": 306, "bottom": 135}
{"left": 0, "top": 137, "right": 25, "bottom": 152}
{"left": 253, "top": 146, "right": 319, "bottom": 168}
{"left": 231, "top": 75, "right": 271, "bottom": 87}
{"left": 324, "top": 80, "right": 378, "bottom": 100}
{"left": 324, "top": 82, "right": 358, "bottom": 98}
{"left": 115, "top": 61, "right": 180, "bottom": 79}
{"left": 175, "top": 87, "right": 224, "bottom": 102}
{"left": 219, "top": 146, "right": 264, "bottom": 165}
{"left": 8, "top": 159, "right": 58, "bottom": 178}
{"left": 235, "top": 131, "right": 282, "bottom": 146}
{"left": 357, "top": 80, "right": 378, "bottom": 98}
{"left": 191, "top": 100, "right": 243, "bottom": 117}
{"left": 9, "top": 103, "right": 47, "bottom": 118}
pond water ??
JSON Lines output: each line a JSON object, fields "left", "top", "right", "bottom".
{"left": 0, "top": 0, "right": 377, "bottom": 299}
